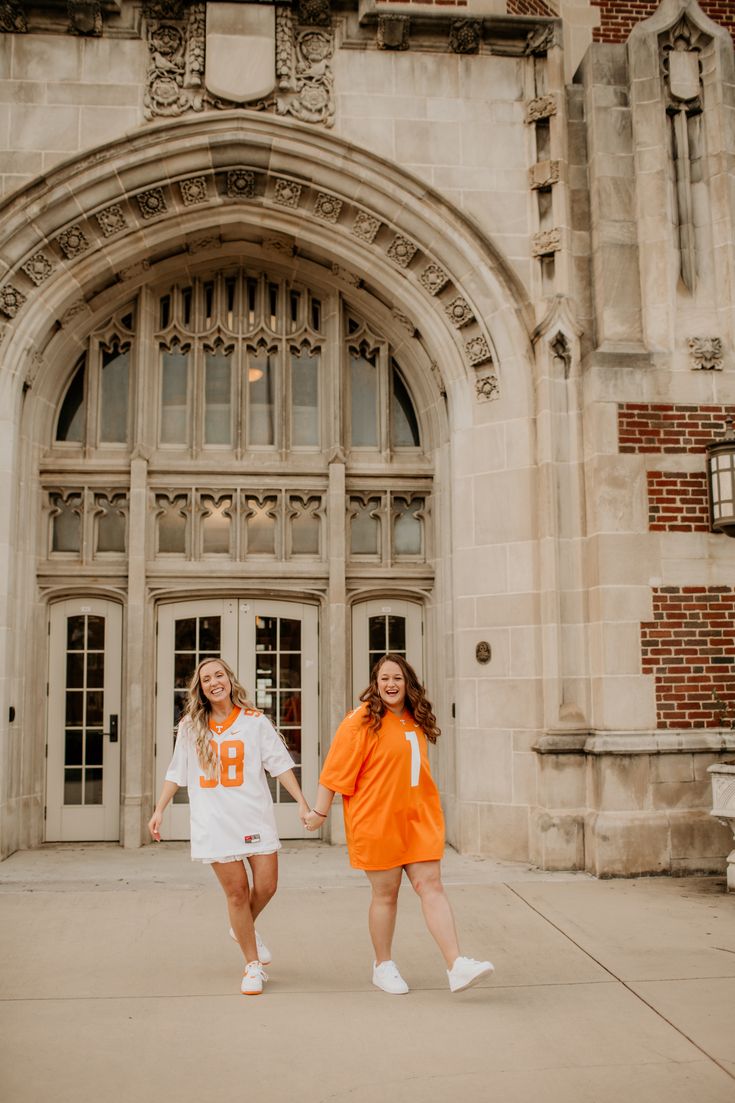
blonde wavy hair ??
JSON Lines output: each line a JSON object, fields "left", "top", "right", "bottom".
{"left": 359, "top": 653, "right": 441, "bottom": 743}
{"left": 183, "top": 657, "right": 255, "bottom": 777}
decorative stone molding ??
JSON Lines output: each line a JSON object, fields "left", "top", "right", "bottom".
{"left": 419, "top": 264, "right": 449, "bottom": 296}
{"left": 263, "top": 237, "right": 296, "bottom": 257}
{"left": 529, "top": 160, "right": 560, "bottom": 189}
{"left": 118, "top": 260, "right": 151, "bottom": 283}
{"left": 525, "top": 95, "right": 557, "bottom": 124}
{"left": 352, "top": 211, "right": 381, "bottom": 244}
{"left": 0, "top": 0, "right": 26, "bottom": 32}
{"left": 57, "top": 226, "right": 90, "bottom": 259}
{"left": 136, "top": 188, "right": 168, "bottom": 220}
{"left": 524, "top": 23, "right": 556, "bottom": 55}
{"left": 226, "top": 170, "right": 256, "bottom": 199}
{"left": 449, "top": 19, "right": 482, "bottom": 55}
{"left": 314, "top": 192, "right": 343, "bottom": 223}
{"left": 392, "top": 310, "right": 417, "bottom": 337}
{"left": 60, "top": 299, "right": 92, "bottom": 327}
{"left": 188, "top": 235, "right": 222, "bottom": 254}
{"left": 689, "top": 336, "right": 723, "bottom": 371}
{"left": 22, "top": 253, "right": 54, "bottom": 285}
{"left": 532, "top": 228, "right": 561, "bottom": 256}
{"left": 179, "top": 176, "right": 208, "bottom": 205}
{"left": 444, "top": 297, "right": 474, "bottom": 329}
{"left": 0, "top": 285, "right": 26, "bottom": 319}
{"left": 475, "top": 373, "right": 499, "bottom": 402}
{"left": 68, "top": 0, "right": 102, "bottom": 36}
{"left": 465, "top": 335, "right": 493, "bottom": 366}
{"left": 377, "top": 15, "right": 409, "bottom": 51}
{"left": 96, "top": 205, "right": 127, "bottom": 237}
{"left": 185, "top": 2, "right": 205, "bottom": 89}
{"left": 387, "top": 236, "right": 417, "bottom": 268}
{"left": 273, "top": 178, "right": 303, "bottom": 208}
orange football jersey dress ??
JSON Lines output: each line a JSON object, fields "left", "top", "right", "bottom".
{"left": 320, "top": 702, "right": 445, "bottom": 870}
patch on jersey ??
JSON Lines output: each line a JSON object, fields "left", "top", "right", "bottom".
{"left": 243, "top": 708, "right": 262, "bottom": 716}
{"left": 243, "top": 834, "right": 261, "bottom": 844}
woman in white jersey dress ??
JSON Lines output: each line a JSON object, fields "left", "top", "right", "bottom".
{"left": 149, "top": 657, "right": 309, "bottom": 995}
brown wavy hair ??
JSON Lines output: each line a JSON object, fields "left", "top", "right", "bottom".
{"left": 183, "top": 657, "right": 255, "bottom": 777}
{"left": 359, "top": 653, "right": 440, "bottom": 743}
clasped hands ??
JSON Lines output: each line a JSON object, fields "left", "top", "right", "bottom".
{"left": 299, "top": 801, "right": 326, "bottom": 832}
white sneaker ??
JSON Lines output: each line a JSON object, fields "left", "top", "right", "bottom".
{"left": 241, "top": 960, "right": 268, "bottom": 995}
{"left": 372, "top": 960, "right": 409, "bottom": 995}
{"left": 229, "top": 927, "right": 272, "bottom": 965}
{"left": 447, "top": 956, "right": 495, "bottom": 993}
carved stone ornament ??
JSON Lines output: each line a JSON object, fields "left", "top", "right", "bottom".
{"left": 96, "top": 205, "right": 127, "bottom": 237}
{"left": 68, "top": 0, "right": 102, "bottom": 36}
{"left": 0, "top": 285, "right": 26, "bottom": 319}
{"left": 263, "top": 237, "right": 296, "bottom": 257}
{"left": 118, "top": 260, "right": 151, "bottom": 283}
{"left": 0, "top": 0, "right": 27, "bottom": 32}
{"left": 532, "top": 228, "right": 561, "bottom": 257}
{"left": 22, "top": 253, "right": 54, "bottom": 286}
{"left": 387, "top": 236, "right": 417, "bottom": 268}
{"left": 314, "top": 192, "right": 343, "bottom": 223}
{"left": 273, "top": 178, "right": 303, "bottom": 208}
{"left": 377, "top": 15, "right": 409, "bottom": 51}
{"left": 188, "top": 235, "right": 222, "bottom": 254}
{"left": 465, "top": 335, "right": 493, "bottom": 366}
{"left": 297, "top": 0, "right": 331, "bottom": 27}
{"left": 475, "top": 640, "right": 491, "bottom": 664}
{"left": 475, "top": 373, "right": 499, "bottom": 402}
{"left": 331, "top": 263, "right": 362, "bottom": 288}
{"left": 392, "top": 310, "right": 417, "bottom": 337}
{"left": 525, "top": 95, "right": 557, "bottom": 124}
{"left": 179, "top": 176, "right": 208, "bottom": 205}
{"left": 137, "top": 188, "right": 168, "bottom": 220}
{"left": 57, "top": 226, "right": 90, "bottom": 259}
{"left": 449, "top": 19, "right": 482, "bottom": 55}
{"left": 351, "top": 212, "right": 380, "bottom": 244}
{"left": 524, "top": 24, "right": 555, "bottom": 56}
{"left": 227, "top": 169, "right": 256, "bottom": 199}
{"left": 688, "top": 336, "right": 723, "bottom": 371}
{"left": 530, "top": 160, "right": 560, "bottom": 189}
{"left": 419, "top": 264, "right": 449, "bottom": 296}
{"left": 60, "top": 300, "right": 91, "bottom": 327}
{"left": 444, "top": 297, "right": 475, "bottom": 329}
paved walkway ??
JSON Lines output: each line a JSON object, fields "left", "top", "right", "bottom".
{"left": 1, "top": 842, "right": 733, "bottom": 1103}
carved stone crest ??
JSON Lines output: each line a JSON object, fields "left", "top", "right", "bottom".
{"left": 377, "top": 15, "right": 409, "bottom": 51}
{"left": 68, "top": 0, "right": 102, "bottom": 36}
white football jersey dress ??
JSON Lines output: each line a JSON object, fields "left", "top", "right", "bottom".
{"left": 165, "top": 708, "right": 295, "bottom": 861}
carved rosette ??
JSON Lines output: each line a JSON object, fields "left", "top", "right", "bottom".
{"left": 273, "top": 179, "right": 303, "bottom": 208}
{"left": 96, "top": 205, "right": 127, "bottom": 237}
{"left": 137, "top": 188, "right": 168, "bottom": 219}
{"left": 276, "top": 27, "right": 335, "bottom": 128}
{"left": 475, "top": 373, "right": 499, "bottom": 402}
{"left": 144, "top": 10, "right": 197, "bottom": 119}
{"left": 688, "top": 336, "right": 723, "bottom": 371}
{"left": 388, "top": 236, "right": 417, "bottom": 268}
{"left": 449, "top": 19, "right": 482, "bottom": 55}
{"left": 532, "top": 229, "right": 561, "bottom": 257}
{"left": 57, "top": 226, "right": 90, "bottom": 259}
{"left": 465, "top": 335, "right": 493, "bottom": 366}
{"left": 419, "top": 264, "right": 449, "bottom": 296}
{"left": 227, "top": 170, "right": 256, "bottom": 199}
{"left": 525, "top": 95, "right": 557, "bottom": 124}
{"left": 314, "top": 192, "right": 343, "bottom": 223}
{"left": 444, "top": 297, "right": 475, "bottom": 329}
{"left": 0, "top": 285, "right": 26, "bottom": 319}
{"left": 352, "top": 212, "right": 381, "bottom": 244}
{"left": 179, "top": 176, "right": 208, "bottom": 205}
{"left": 22, "top": 253, "right": 54, "bottom": 286}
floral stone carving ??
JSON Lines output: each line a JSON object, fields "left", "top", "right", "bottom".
{"left": 444, "top": 297, "right": 475, "bottom": 329}
{"left": 57, "top": 226, "right": 90, "bottom": 259}
{"left": 227, "top": 170, "right": 256, "bottom": 199}
{"left": 22, "top": 254, "right": 54, "bottom": 286}
{"left": 179, "top": 176, "right": 208, "bottom": 205}
{"left": 688, "top": 336, "right": 723, "bottom": 371}
{"left": 419, "top": 264, "right": 449, "bottom": 296}
{"left": 352, "top": 211, "right": 381, "bottom": 243}
{"left": 314, "top": 192, "right": 343, "bottom": 223}
{"left": 387, "top": 236, "right": 417, "bottom": 268}
{"left": 0, "top": 285, "right": 26, "bottom": 318}
{"left": 96, "top": 205, "right": 127, "bottom": 237}
{"left": 475, "top": 373, "right": 499, "bottom": 402}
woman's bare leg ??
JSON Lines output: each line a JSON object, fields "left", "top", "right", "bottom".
{"left": 365, "top": 867, "right": 403, "bottom": 963}
{"left": 211, "top": 860, "right": 258, "bottom": 963}
{"left": 405, "top": 860, "right": 460, "bottom": 968}
{"left": 247, "top": 853, "right": 278, "bottom": 922}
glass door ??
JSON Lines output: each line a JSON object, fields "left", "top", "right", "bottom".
{"left": 351, "top": 599, "right": 423, "bottom": 705}
{"left": 46, "top": 598, "right": 122, "bottom": 841}
{"left": 155, "top": 598, "right": 317, "bottom": 839}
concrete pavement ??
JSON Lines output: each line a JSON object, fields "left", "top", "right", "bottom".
{"left": 0, "top": 842, "right": 733, "bottom": 1103}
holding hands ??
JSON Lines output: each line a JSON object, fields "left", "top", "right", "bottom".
{"left": 303, "top": 808, "right": 326, "bottom": 832}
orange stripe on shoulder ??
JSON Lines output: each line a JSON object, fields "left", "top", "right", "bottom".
{"left": 243, "top": 707, "right": 262, "bottom": 717}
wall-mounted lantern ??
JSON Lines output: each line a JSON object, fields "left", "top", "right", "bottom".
{"left": 706, "top": 417, "right": 735, "bottom": 537}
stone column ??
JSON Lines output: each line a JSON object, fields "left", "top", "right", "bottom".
{"left": 324, "top": 456, "right": 347, "bottom": 843}
{"left": 121, "top": 454, "right": 148, "bottom": 847}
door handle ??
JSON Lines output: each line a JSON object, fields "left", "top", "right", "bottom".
{"left": 106, "top": 714, "right": 119, "bottom": 743}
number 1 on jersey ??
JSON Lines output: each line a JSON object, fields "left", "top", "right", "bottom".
{"left": 405, "top": 730, "right": 420, "bottom": 787}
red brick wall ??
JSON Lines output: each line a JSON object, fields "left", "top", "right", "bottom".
{"left": 375, "top": 0, "right": 468, "bottom": 5}
{"left": 591, "top": 0, "right": 735, "bottom": 44}
{"left": 647, "top": 472, "right": 710, "bottom": 532}
{"left": 641, "top": 587, "right": 735, "bottom": 729}
{"left": 618, "top": 404, "right": 732, "bottom": 454}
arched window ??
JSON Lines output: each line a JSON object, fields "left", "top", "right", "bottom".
{"left": 55, "top": 357, "right": 86, "bottom": 443}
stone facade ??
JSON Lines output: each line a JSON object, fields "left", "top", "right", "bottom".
{"left": 0, "top": 0, "right": 733, "bottom": 876}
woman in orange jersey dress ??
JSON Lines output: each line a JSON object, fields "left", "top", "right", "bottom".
{"left": 304, "top": 653, "right": 494, "bottom": 995}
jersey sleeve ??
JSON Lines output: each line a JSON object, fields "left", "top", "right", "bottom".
{"left": 165, "top": 720, "right": 191, "bottom": 787}
{"left": 258, "top": 715, "right": 297, "bottom": 778}
{"left": 319, "top": 708, "right": 371, "bottom": 797}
